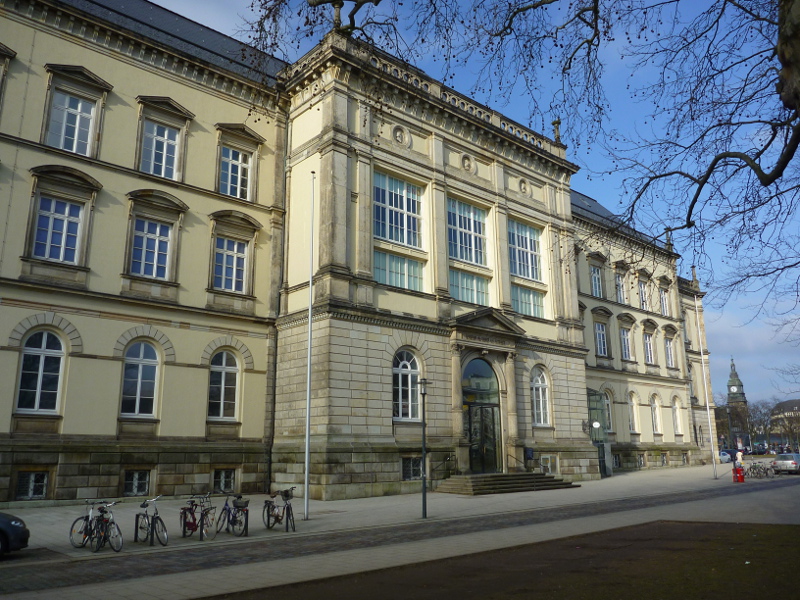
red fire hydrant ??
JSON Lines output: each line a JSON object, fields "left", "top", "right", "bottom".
{"left": 732, "top": 466, "right": 745, "bottom": 483}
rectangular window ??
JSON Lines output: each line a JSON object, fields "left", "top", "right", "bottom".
{"left": 130, "top": 218, "right": 171, "bottom": 279}
{"left": 511, "top": 285, "right": 544, "bottom": 318}
{"left": 373, "top": 173, "right": 422, "bottom": 247}
{"left": 660, "top": 288, "right": 670, "bottom": 316}
{"left": 33, "top": 197, "right": 83, "bottom": 264}
{"left": 213, "top": 469, "right": 235, "bottom": 493}
{"left": 16, "top": 471, "right": 48, "bottom": 500}
{"left": 401, "top": 457, "right": 422, "bottom": 481}
{"left": 590, "top": 265, "right": 603, "bottom": 298}
{"left": 213, "top": 237, "right": 247, "bottom": 293}
{"left": 620, "top": 327, "right": 632, "bottom": 361}
{"left": 508, "top": 220, "right": 541, "bottom": 280}
{"left": 219, "top": 145, "right": 251, "bottom": 200}
{"left": 615, "top": 273, "right": 626, "bottom": 304}
{"left": 595, "top": 322, "right": 608, "bottom": 356}
{"left": 665, "top": 337, "right": 675, "bottom": 368}
{"left": 639, "top": 281, "right": 649, "bottom": 311}
{"left": 374, "top": 250, "right": 422, "bottom": 291}
{"left": 140, "top": 119, "right": 179, "bottom": 179}
{"left": 124, "top": 470, "right": 150, "bottom": 496}
{"left": 644, "top": 332, "right": 654, "bottom": 364}
{"left": 45, "top": 90, "right": 95, "bottom": 156}
{"left": 447, "top": 198, "right": 486, "bottom": 265}
{"left": 449, "top": 269, "right": 488, "bottom": 305}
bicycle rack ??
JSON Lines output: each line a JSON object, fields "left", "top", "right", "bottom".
{"left": 133, "top": 513, "right": 157, "bottom": 546}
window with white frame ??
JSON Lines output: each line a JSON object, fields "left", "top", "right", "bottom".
{"left": 651, "top": 396, "right": 661, "bottom": 433}
{"left": 392, "top": 350, "right": 419, "bottom": 420}
{"left": 124, "top": 470, "right": 150, "bottom": 496}
{"left": 216, "top": 124, "right": 264, "bottom": 202}
{"left": 136, "top": 96, "right": 193, "bottom": 182}
{"left": 620, "top": 327, "right": 633, "bottom": 361}
{"left": 639, "top": 280, "right": 649, "bottom": 311}
{"left": 531, "top": 367, "right": 550, "bottom": 426}
{"left": 401, "top": 457, "right": 422, "bottom": 480}
{"left": 660, "top": 287, "right": 670, "bottom": 316}
{"left": 374, "top": 172, "right": 422, "bottom": 247}
{"left": 208, "top": 212, "right": 261, "bottom": 300}
{"left": 672, "top": 399, "right": 682, "bottom": 435}
{"left": 213, "top": 236, "right": 247, "bottom": 293}
{"left": 213, "top": 469, "right": 235, "bottom": 493}
{"left": 628, "top": 394, "right": 638, "bottom": 432}
{"left": 511, "top": 285, "right": 544, "bottom": 318}
{"left": 208, "top": 350, "right": 238, "bottom": 419}
{"left": 594, "top": 322, "right": 608, "bottom": 357}
{"left": 508, "top": 220, "right": 541, "bottom": 280}
{"left": 33, "top": 196, "right": 83, "bottom": 264}
{"left": 130, "top": 218, "right": 171, "bottom": 279}
{"left": 643, "top": 332, "right": 655, "bottom": 364}
{"left": 374, "top": 250, "right": 423, "bottom": 291}
{"left": 590, "top": 265, "right": 603, "bottom": 298}
{"left": 449, "top": 269, "right": 488, "bottom": 305}
{"left": 16, "top": 331, "right": 63, "bottom": 412}
{"left": 615, "top": 272, "right": 627, "bottom": 304}
{"left": 604, "top": 391, "right": 614, "bottom": 431}
{"left": 43, "top": 65, "right": 111, "bottom": 158}
{"left": 664, "top": 336, "right": 675, "bottom": 368}
{"left": 447, "top": 198, "right": 486, "bottom": 265}
{"left": 121, "top": 342, "right": 158, "bottom": 416}
{"left": 16, "top": 471, "right": 48, "bottom": 500}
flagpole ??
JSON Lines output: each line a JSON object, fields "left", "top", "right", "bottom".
{"left": 304, "top": 171, "right": 316, "bottom": 519}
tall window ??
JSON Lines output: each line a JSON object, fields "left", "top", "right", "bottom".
{"left": 33, "top": 197, "right": 83, "bottom": 264}
{"left": 213, "top": 236, "right": 247, "bottom": 293}
{"left": 130, "top": 218, "right": 171, "bottom": 279}
{"left": 17, "top": 331, "right": 63, "bottom": 412}
{"left": 639, "top": 280, "right": 649, "bottom": 311}
{"left": 374, "top": 251, "right": 422, "bottom": 291}
{"left": 590, "top": 265, "right": 603, "bottom": 298}
{"left": 628, "top": 394, "right": 638, "bottom": 432}
{"left": 508, "top": 220, "right": 541, "bottom": 280}
{"left": 219, "top": 146, "right": 251, "bottom": 200}
{"left": 392, "top": 350, "right": 419, "bottom": 420}
{"left": 594, "top": 322, "right": 608, "bottom": 357}
{"left": 208, "top": 351, "right": 238, "bottom": 419}
{"left": 651, "top": 397, "right": 661, "bottom": 433}
{"left": 604, "top": 391, "right": 614, "bottom": 431}
{"left": 374, "top": 173, "right": 422, "bottom": 247}
{"left": 620, "top": 327, "right": 632, "bottom": 361}
{"left": 532, "top": 367, "right": 550, "bottom": 426}
{"left": 643, "top": 332, "right": 654, "bottom": 364}
{"left": 447, "top": 198, "right": 486, "bottom": 265}
{"left": 664, "top": 337, "right": 675, "bottom": 368}
{"left": 449, "top": 269, "right": 488, "bottom": 305}
{"left": 45, "top": 91, "right": 95, "bottom": 155}
{"left": 512, "top": 285, "right": 544, "bottom": 318}
{"left": 140, "top": 119, "right": 179, "bottom": 179}
{"left": 615, "top": 273, "right": 627, "bottom": 304}
{"left": 659, "top": 288, "right": 670, "bottom": 316}
{"left": 121, "top": 342, "right": 158, "bottom": 416}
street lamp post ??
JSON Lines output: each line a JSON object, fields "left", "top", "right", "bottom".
{"left": 726, "top": 406, "right": 734, "bottom": 449}
{"left": 418, "top": 378, "right": 428, "bottom": 519}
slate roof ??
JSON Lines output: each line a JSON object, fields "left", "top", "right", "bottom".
{"left": 51, "top": 0, "right": 286, "bottom": 85}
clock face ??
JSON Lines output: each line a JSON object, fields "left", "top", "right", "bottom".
{"left": 730, "top": 386, "right": 738, "bottom": 392}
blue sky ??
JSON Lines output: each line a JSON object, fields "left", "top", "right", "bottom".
{"left": 149, "top": 0, "right": 797, "bottom": 404}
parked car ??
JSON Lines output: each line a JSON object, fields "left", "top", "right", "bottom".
{"left": 0, "top": 512, "right": 30, "bottom": 556}
{"left": 771, "top": 453, "right": 800, "bottom": 474}
{"left": 719, "top": 451, "right": 732, "bottom": 463}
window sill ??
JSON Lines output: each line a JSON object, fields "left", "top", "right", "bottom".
{"left": 121, "top": 274, "right": 179, "bottom": 302}
{"left": 206, "top": 420, "right": 241, "bottom": 440}
{"left": 206, "top": 289, "right": 255, "bottom": 315}
{"left": 117, "top": 417, "right": 159, "bottom": 439}
{"left": 374, "top": 239, "right": 427, "bottom": 260}
{"left": 20, "top": 257, "right": 89, "bottom": 289}
{"left": 12, "top": 412, "right": 62, "bottom": 435}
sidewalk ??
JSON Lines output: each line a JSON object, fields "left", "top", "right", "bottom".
{"left": 2, "top": 464, "right": 799, "bottom": 599}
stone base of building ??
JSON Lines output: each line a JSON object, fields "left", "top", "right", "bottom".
{"left": 610, "top": 444, "right": 709, "bottom": 471}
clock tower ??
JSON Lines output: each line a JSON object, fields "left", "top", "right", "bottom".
{"left": 726, "top": 358, "right": 747, "bottom": 405}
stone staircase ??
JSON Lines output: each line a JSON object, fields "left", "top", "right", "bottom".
{"left": 434, "top": 472, "right": 580, "bottom": 495}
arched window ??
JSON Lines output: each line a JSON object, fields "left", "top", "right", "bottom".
{"left": 628, "top": 393, "right": 638, "bottom": 432}
{"left": 531, "top": 367, "right": 549, "bottom": 426}
{"left": 650, "top": 396, "right": 661, "bottom": 433}
{"left": 209, "top": 350, "right": 238, "bottom": 419}
{"left": 393, "top": 350, "right": 419, "bottom": 419}
{"left": 17, "top": 331, "right": 64, "bottom": 412}
{"left": 603, "top": 391, "right": 614, "bottom": 431}
{"left": 121, "top": 342, "right": 158, "bottom": 416}
{"left": 672, "top": 398, "right": 682, "bottom": 435}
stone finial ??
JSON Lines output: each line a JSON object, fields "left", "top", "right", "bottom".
{"left": 552, "top": 118, "right": 561, "bottom": 143}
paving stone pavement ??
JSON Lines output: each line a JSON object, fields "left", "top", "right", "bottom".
{"left": 1, "top": 465, "right": 799, "bottom": 599}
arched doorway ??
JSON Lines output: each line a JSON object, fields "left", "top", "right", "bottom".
{"left": 462, "top": 358, "right": 501, "bottom": 473}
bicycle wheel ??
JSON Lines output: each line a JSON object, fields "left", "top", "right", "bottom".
{"left": 285, "top": 505, "right": 295, "bottom": 532}
{"left": 154, "top": 516, "right": 169, "bottom": 545}
{"left": 137, "top": 513, "right": 150, "bottom": 542}
{"left": 216, "top": 509, "right": 228, "bottom": 534}
{"left": 108, "top": 522, "right": 123, "bottom": 552}
{"left": 202, "top": 509, "right": 217, "bottom": 540}
{"left": 230, "top": 508, "right": 246, "bottom": 536}
{"left": 263, "top": 502, "right": 277, "bottom": 529}
{"left": 766, "top": 467, "right": 776, "bottom": 478}
{"left": 90, "top": 520, "right": 106, "bottom": 552}
{"left": 69, "top": 516, "right": 89, "bottom": 548}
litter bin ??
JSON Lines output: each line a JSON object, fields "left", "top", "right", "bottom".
{"left": 732, "top": 466, "right": 745, "bottom": 483}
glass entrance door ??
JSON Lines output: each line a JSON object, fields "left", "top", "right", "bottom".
{"left": 467, "top": 404, "right": 500, "bottom": 473}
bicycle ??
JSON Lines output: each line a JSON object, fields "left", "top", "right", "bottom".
{"left": 744, "top": 462, "right": 776, "bottom": 479}
{"left": 69, "top": 500, "right": 106, "bottom": 548}
{"left": 263, "top": 487, "right": 296, "bottom": 532}
{"left": 179, "top": 493, "right": 216, "bottom": 540}
{"left": 135, "top": 495, "right": 168, "bottom": 546}
{"left": 90, "top": 502, "right": 123, "bottom": 552}
{"left": 215, "top": 493, "right": 249, "bottom": 536}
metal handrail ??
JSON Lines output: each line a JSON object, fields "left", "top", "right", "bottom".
{"left": 429, "top": 454, "right": 458, "bottom": 488}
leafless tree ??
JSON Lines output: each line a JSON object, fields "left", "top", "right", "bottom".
{"left": 247, "top": 1, "right": 799, "bottom": 315}
{"left": 748, "top": 399, "right": 779, "bottom": 445}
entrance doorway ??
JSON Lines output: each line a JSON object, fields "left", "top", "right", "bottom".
{"left": 462, "top": 358, "right": 501, "bottom": 474}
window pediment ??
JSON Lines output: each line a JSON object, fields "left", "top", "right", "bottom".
{"left": 0, "top": 42, "right": 16, "bottom": 59}
{"left": 658, "top": 275, "right": 672, "bottom": 286}
{"left": 210, "top": 210, "right": 263, "bottom": 232}
{"left": 591, "top": 306, "right": 614, "bottom": 319}
{"left": 662, "top": 324, "right": 679, "bottom": 336}
{"left": 616, "top": 312, "right": 636, "bottom": 325}
{"left": 642, "top": 318, "right": 659, "bottom": 332}
{"left": 216, "top": 123, "right": 266, "bottom": 145}
{"left": 137, "top": 96, "right": 194, "bottom": 120}
{"left": 30, "top": 165, "right": 102, "bottom": 193}
{"left": 450, "top": 307, "right": 525, "bottom": 342}
{"left": 638, "top": 268, "right": 652, "bottom": 280}
{"left": 45, "top": 64, "right": 112, "bottom": 91}
{"left": 614, "top": 260, "right": 630, "bottom": 271}
{"left": 127, "top": 189, "right": 189, "bottom": 214}
{"left": 587, "top": 251, "right": 607, "bottom": 263}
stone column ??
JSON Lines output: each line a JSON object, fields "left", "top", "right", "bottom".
{"left": 451, "top": 343, "right": 467, "bottom": 473}
{"left": 505, "top": 351, "right": 519, "bottom": 445}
